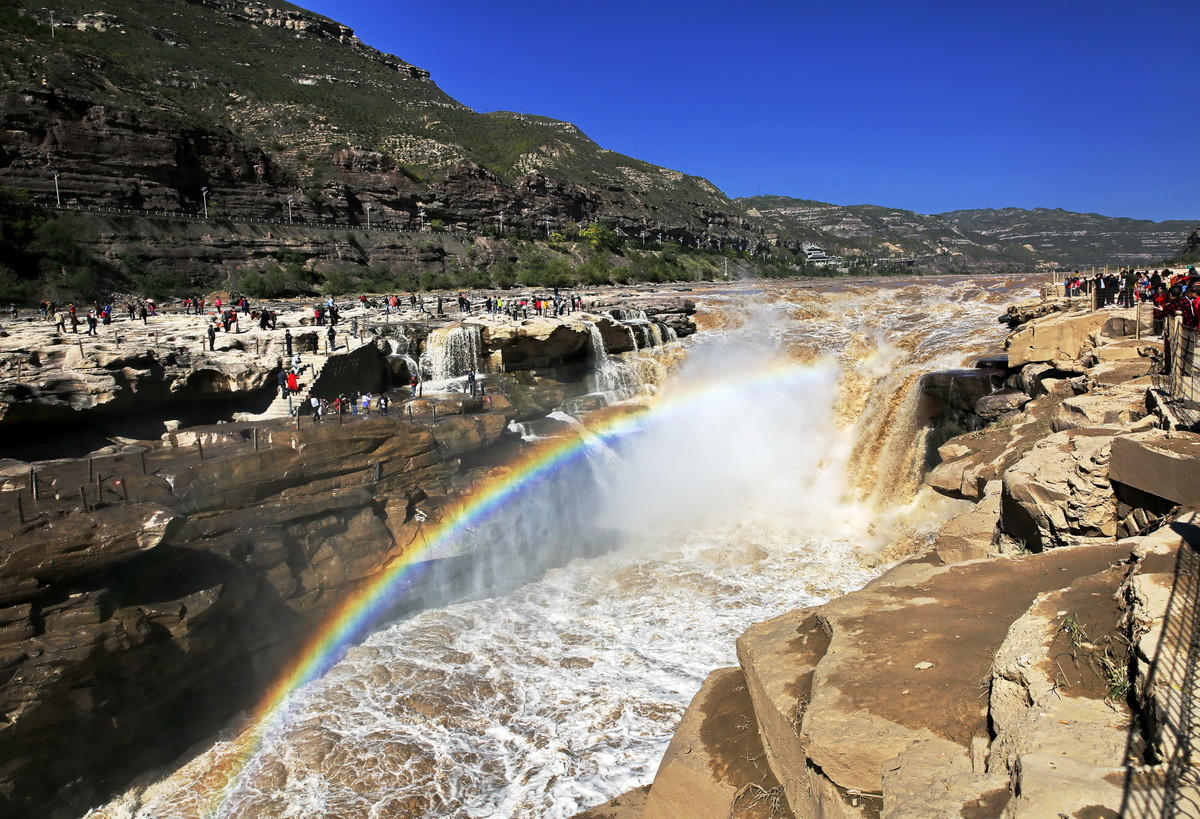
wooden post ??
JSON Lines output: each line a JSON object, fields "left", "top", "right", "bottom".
{"left": 95, "top": 474, "right": 102, "bottom": 505}
{"left": 295, "top": 410, "right": 300, "bottom": 431}
{"left": 253, "top": 427, "right": 259, "bottom": 451}
{"left": 77, "top": 340, "right": 84, "bottom": 356}
{"left": 256, "top": 338, "right": 261, "bottom": 356}
{"left": 30, "top": 469, "right": 38, "bottom": 501}
{"left": 140, "top": 451, "right": 146, "bottom": 475}
{"left": 16, "top": 493, "right": 24, "bottom": 524}
{"left": 1136, "top": 300, "right": 1142, "bottom": 340}
{"left": 121, "top": 480, "right": 129, "bottom": 505}
{"left": 197, "top": 439, "right": 204, "bottom": 461}
{"left": 88, "top": 457, "right": 94, "bottom": 480}
{"left": 79, "top": 486, "right": 88, "bottom": 512}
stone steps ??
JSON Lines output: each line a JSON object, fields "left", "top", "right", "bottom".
{"left": 233, "top": 352, "right": 331, "bottom": 422}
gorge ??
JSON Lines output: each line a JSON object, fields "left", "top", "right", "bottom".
{"left": 48, "top": 274, "right": 1038, "bottom": 818}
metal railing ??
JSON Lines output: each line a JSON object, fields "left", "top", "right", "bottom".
{"left": 1153, "top": 318, "right": 1200, "bottom": 429}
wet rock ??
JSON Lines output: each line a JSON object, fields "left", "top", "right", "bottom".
{"left": 641, "top": 667, "right": 783, "bottom": 819}
{"left": 974, "top": 388, "right": 1030, "bottom": 421}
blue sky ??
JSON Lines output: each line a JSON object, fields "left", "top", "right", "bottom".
{"left": 298, "top": 0, "right": 1198, "bottom": 221}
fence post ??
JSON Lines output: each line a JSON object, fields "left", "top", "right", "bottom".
{"left": 140, "top": 451, "right": 147, "bottom": 475}
{"left": 121, "top": 480, "right": 129, "bottom": 505}
{"left": 253, "top": 427, "right": 259, "bottom": 451}
{"left": 16, "top": 493, "right": 24, "bottom": 524}
{"left": 95, "top": 474, "right": 103, "bottom": 505}
{"left": 30, "top": 469, "right": 38, "bottom": 501}
{"left": 79, "top": 486, "right": 89, "bottom": 512}
{"left": 1136, "top": 300, "right": 1142, "bottom": 340}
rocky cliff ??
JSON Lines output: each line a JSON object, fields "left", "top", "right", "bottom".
{"left": 610, "top": 301, "right": 1200, "bottom": 817}
{"left": 0, "top": 0, "right": 749, "bottom": 247}
{"left": 0, "top": 288, "right": 699, "bottom": 816}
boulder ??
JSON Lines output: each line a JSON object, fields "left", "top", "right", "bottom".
{"left": 931, "top": 481, "right": 1002, "bottom": 563}
{"left": 641, "top": 667, "right": 783, "bottom": 819}
{"left": 920, "top": 368, "right": 1004, "bottom": 414}
{"left": 1109, "top": 430, "right": 1200, "bottom": 506}
{"left": 974, "top": 389, "right": 1030, "bottom": 421}
{"left": 1050, "top": 382, "right": 1149, "bottom": 432}
{"left": 999, "top": 429, "right": 1118, "bottom": 550}
{"left": 1006, "top": 308, "right": 1140, "bottom": 368}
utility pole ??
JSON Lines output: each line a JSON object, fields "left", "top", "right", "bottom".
{"left": 52, "top": 170, "right": 61, "bottom": 207}
{"left": 42, "top": 8, "right": 54, "bottom": 38}
{"left": 201, "top": 186, "right": 209, "bottom": 218}
{"left": 365, "top": 202, "right": 373, "bottom": 229}
{"left": 498, "top": 209, "right": 505, "bottom": 236}
{"left": 287, "top": 194, "right": 294, "bottom": 223}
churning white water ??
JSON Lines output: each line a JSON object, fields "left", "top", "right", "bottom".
{"left": 87, "top": 275, "right": 1036, "bottom": 819}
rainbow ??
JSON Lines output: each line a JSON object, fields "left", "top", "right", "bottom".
{"left": 205, "top": 357, "right": 820, "bottom": 815}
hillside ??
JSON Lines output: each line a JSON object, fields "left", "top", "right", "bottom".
{"left": 0, "top": 0, "right": 748, "bottom": 243}
{"left": 738, "top": 195, "right": 1037, "bottom": 272}
{"left": 941, "top": 207, "right": 1196, "bottom": 267}
{"left": 739, "top": 196, "right": 1196, "bottom": 271}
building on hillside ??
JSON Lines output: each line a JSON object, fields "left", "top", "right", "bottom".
{"left": 802, "top": 243, "right": 844, "bottom": 266}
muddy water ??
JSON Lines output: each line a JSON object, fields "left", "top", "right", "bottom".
{"left": 88, "top": 275, "right": 1037, "bottom": 819}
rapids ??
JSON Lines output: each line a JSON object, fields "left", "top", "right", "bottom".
{"left": 87, "top": 275, "right": 1038, "bottom": 819}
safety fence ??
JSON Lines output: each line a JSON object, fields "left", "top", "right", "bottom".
{"left": 1153, "top": 318, "right": 1200, "bottom": 430}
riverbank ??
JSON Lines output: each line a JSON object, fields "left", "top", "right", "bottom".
{"left": 607, "top": 294, "right": 1200, "bottom": 817}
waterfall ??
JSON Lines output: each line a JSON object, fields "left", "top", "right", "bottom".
{"left": 586, "top": 322, "right": 640, "bottom": 401}
{"left": 609, "top": 307, "right": 647, "bottom": 322}
{"left": 88, "top": 276, "right": 1042, "bottom": 819}
{"left": 421, "top": 324, "right": 483, "bottom": 381}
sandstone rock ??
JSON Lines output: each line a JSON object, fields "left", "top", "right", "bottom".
{"left": 999, "top": 429, "right": 1117, "bottom": 550}
{"left": 1050, "top": 382, "right": 1148, "bottom": 432}
{"left": 1110, "top": 430, "right": 1200, "bottom": 506}
{"left": 931, "top": 481, "right": 1001, "bottom": 563}
{"left": 0, "top": 503, "right": 182, "bottom": 586}
{"left": 575, "top": 786, "right": 651, "bottom": 818}
{"left": 1006, "top": 308, "right": 1140, "bottom": 368}
{"left": 794, "top": 544, "right": 1130, "bottom": 802}
{"left": 641, "top": 667, "right": 784, "bottom": 819}
{"left": 920, "top": 368, "right": 1003, "bottom": 414}
{"left": 988, "top": 565, "right": 1132, "bottom": 778}
{"left": 974, "top": 388, "right": 1029, "bottom": 421}
{"left": 735, "top": 609, "right": 830, "bottom": 815}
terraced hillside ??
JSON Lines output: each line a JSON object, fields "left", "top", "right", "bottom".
{"left": 0, "top": 0, "right": 745, "bottom": 241}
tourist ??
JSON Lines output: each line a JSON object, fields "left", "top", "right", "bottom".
{"left": 310, "top": 395, "right": 322, "bottom": 423}
{"left": 327, "top": 325, "right": 337, "bottom": 351}
{"left": 467, "top": 368, "right": 477, "bottom": 397}
{"left": 53, "top": 309, "right": 65, "bottom": 333}
{"left": 70, "top": 312, "right": 80, "bottom": 333}
{"left": 285, "top": 329, "right": 294, "bottom": 357}
{"left": 277, "top": 370, "right": 288, "bottom": 398}
{"left": 207, "top": 323, "right": 216, "bottom": 351}
{"left": 286, "top": 370, "right": 299, "bottom": 394}
{"left": 292, "top": 352, "right": 303, "bottom": 374}
{"left": 139, "top": 305, "right": 148, "bottom": 325}
{"left": 378, "top": 394, "right": 389, "bottom": 415}
{"left": 410, "top": 373, "right": 422, "bottom": 397}
{"left": 86, "top": 311, "right": 97, "bottom": 335}
{"left": 361, "top": 393, "right": 372, "bottom": 415}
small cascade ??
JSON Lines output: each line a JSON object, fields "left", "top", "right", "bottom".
{"left": 660, "top": 322, "right": 678, "bottom": 343}
{"left": 586, "top": 322, "right": 641, "bottom": 401}
{"left": 609, "top": 307, "right": 647, "bottom": 322}
{"left": 421, "top": 324, "right": 483, "bottom": 381}
{"left": 547, "top": 409, "right": 622, "bottom": 493}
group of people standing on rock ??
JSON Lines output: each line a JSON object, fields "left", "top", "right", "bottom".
{"left": 305, "top": 392, "right": 390, "bottom": 423}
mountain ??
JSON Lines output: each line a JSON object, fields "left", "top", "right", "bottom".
{"left": 739, "top": 196, "right": 1195, "bottom": 270}
{"left": 737, "top": 195, "right": 1037, "bottom": 271}
{"left": 940, "top": 208, "right": 1196, "bottom": 268}
{"left": 0, "top": 0, "right": 1193, "bottom": 286}
{"left": 0, "top": 0, "right": 749, "bottom": 243}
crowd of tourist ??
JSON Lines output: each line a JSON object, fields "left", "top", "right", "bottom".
{"left": 1061, "top": 267, "right": 1200, "bottom": 334}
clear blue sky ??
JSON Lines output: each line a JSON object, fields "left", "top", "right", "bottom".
{"left": 298, "top": 0, "right": 1198, "bottom": 222}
